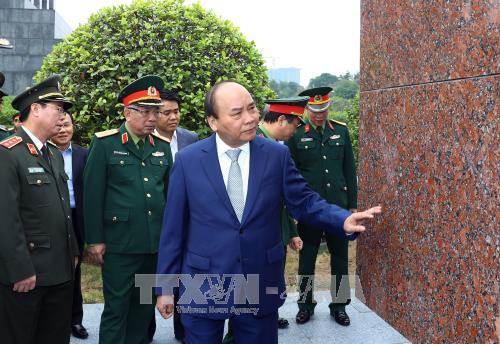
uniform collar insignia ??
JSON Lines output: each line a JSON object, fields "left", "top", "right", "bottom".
{"left": 121, "top": 132, "right": 129, "bottom": 144}
{"left": 149, "top": 134, "right": 155, "bottom": 146}
{"left": 304, "top": 123, "right": 311, "bottom": 133}
{"left": 27, "top": 143, "right": 38, "bottom": 156}
{"left": 152, "top": 151, "right": 164, "bottom": 157}
{"left": 328, "top": 121, "right": 334, "bottom": 130}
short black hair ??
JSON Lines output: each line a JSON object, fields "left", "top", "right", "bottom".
{"left": 204, "top": 80, "right": 241, "bottom": 119}
{"left": 262, "top": 104, "right": 297, "bottom": 124}
{"left": 159, "top": 90, "right": 181, "bottom": 106}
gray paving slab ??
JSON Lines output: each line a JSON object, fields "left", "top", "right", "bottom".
{"left": 71, "top": 290, "right": 410, "bottom": 344}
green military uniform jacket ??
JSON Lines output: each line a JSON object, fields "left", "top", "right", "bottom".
{"left": 286, "top": 119, "right": 357, "bottom": 209}
{"left": 84, "top": 124, "right": 173, "bottom": 253}
{"left": 0, "top": 127, "right": 79, "bottom": 286}
{"left": 257, "top": 125, "right": 299, "bottom": 243}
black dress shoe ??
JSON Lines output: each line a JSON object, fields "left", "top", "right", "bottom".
{"left": 295, "top": 309, "right": 313, "bottom": 324}
{"left": 277, "top": 317, "right": 289, "bottom": 329}
{"left": 71, "top": 324, "right": 89, "bottom": 339}
{"left": 332, "top": 310, "right": 350, "bottom": 326}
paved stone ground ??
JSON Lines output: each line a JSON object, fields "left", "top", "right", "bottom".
{"left": 71, "top": 290, "right": 410, "bottom": 344}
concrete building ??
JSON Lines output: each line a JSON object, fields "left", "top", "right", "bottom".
{"left": 0, "top": 0, "right": 71, "bottom": 95}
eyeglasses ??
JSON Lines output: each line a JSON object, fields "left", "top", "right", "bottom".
{"left": 128, "top": 107, "right": 160, "bottom": 118}
{"left": 41, "top": 103, "right": 65, "bottom": 114}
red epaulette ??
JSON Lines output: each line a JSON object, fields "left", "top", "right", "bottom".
{"left": 0, "top": 136, "right": 22, "bottom": 149}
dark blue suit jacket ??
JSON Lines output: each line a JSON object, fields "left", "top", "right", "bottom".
{"left": 156, "top": 135, "right": 355, "bottom": 319}
{"left": 71, "top": 143, "right": 88, "bottom": 252}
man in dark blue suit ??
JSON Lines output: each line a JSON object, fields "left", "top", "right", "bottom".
{"left": 156, "top": 81, "right": 381, "bottom": 343}
{"left": 51, "top": 112, "right": 89, "bottom": 339}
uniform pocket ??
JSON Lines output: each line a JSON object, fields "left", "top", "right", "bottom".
{"left": 104, "top": 209, "right": 130, "bottom": 223}
{"left": 25, "top": 234, "right": 51, "bottom": 251}
{"left": 296, "top": 141, "right": 316, "bottom": 150}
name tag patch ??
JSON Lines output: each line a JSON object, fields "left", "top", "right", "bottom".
{"left": 28, "top": 167, "right": 44, "bottom": 173}
{"left": 113, "top": 151, "right": 129, "bottom": 156}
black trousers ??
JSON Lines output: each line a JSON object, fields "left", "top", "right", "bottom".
{"left": 71, "top": 208, "right": 84, "bottom": 326}
{"left": 0, "top": 280, "right": 74, "bottom": 344}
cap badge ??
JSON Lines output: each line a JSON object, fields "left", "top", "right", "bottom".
{"left": 147, "top": 86, "right": 157, "bottom": 97}
{"left": 314, "top": 95, "right": 322, "bottom": 102}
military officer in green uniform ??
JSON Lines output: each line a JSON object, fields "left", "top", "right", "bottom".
{"left": 223, "top": 97, "right": 308, "bottom": 343}
{"left": 0, "top": 75, "right": 79, "bottom": 343}
{"left": 84, "top": 76, "right": 173, "bottom": 344}
{"left": 286, "top": 87, "right": 358, "bottom": 326}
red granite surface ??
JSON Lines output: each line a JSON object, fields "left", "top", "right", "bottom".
{"left": 360, "top": 0, "right": 499, "bottom": 91}
{"left": 356, "top": 76, "right": 499, "bottom": 342}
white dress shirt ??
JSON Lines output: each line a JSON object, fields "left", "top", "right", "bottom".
{"left": 215, "top": 133, "right": 250, "bottom": 202}
{"left": 170, "top": 129, "right": 178, "bottom": 162}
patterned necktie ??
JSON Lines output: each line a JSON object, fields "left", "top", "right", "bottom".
{"left": 41, "top": 145, "right": 51, "bottom": 167}
{"left": 226, "top": 149, "right": 244, "bottom": 222}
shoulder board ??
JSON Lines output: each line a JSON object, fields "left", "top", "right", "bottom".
{"left": 0, "top": 135, "right": 22, "bottom": 149}
{"left": 95, "top": 128, "right": 119, "bottom": 138}
{"left": 47, "top": 140, "right": 58, "bottom": 148}
{"left": 330, "top": 119, "right": 347, "bottom": 126}
{"left": 151, "top": 132, "right": 170, "bottom": 143}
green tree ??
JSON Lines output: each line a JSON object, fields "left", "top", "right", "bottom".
{"left": 344, "top": 94, "right": 359, "bottom": 165}
{"left": 307, "top": 73, "right": 338, "bottom": 88}
{"left": 269, "top": 80, "right": 303, "bottom": 98}
{"left": 333, "top": 79, "right": 359, "bottom": 99}
{"left": 35, "top": 0, "right": 273, "bottom": 143}
{"left": 0, "top": 96, "right": 17, "bottom": 127}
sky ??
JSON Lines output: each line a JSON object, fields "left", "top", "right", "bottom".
{"left": 55, "top": 0, "right": 360, "bottom": 86}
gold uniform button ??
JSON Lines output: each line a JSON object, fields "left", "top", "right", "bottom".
{"left": 327, "top": 183, "right": 331, "bottom": 188}
{"left": 112, "top": 216, "right": 117, "bottom": 222}
{"left": 146, "top": 193, "right": 151, "bottom": 198}
{"left": 336, "top": 142, "right": 339, "bottom": 146}
{"left": 144, "top": 177, "right": 149, "bottom": 182}
{"left": 159, "top": 160, "right": 163, "bottom": 165}
{"left": 323, "top": 156, "right": 327, "bottom": 160}
{"left": 120, "top": 160, "right": 124, "bottom": 165}
{"left": 36, "top": 179, "right": 42, "bottom": 185}
{"left": 67, "top": 215, "right": 71, "bottom": 219}
{"left": 148, "top": 211, "right": 152, "bottom": 216}
{"left": 141, "top": 162, "right": 146, "bottom": 167}
{"left": 61, "top": 197, "right": 65, "bottom": 201}
{"left": 325, "top": 169, "right": 329, "bottom": 173}
{"left": 344, "top": 186, "right": 348, "bottom": 191}
{"left": 305, "top": 145, "right": 308, "bottom": 149}
{"left": 29, "top": 242, "right": 35, "bottom": 249}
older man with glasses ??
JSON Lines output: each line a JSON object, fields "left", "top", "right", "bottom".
{"left": 84, "top": 75, "right": 173, "bottom": 344}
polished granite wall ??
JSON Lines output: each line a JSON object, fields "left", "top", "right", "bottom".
{"left": 357, "top": 1, "right": 499, "bottom": 342}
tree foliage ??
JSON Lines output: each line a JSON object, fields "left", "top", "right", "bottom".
{"left": 333, "top": 79, "right": 359, "bottom": 99}
{"left": 269, "top": 80, "right": 303, "bottom": 98}
{"left": 344, "top": 94, "right": 359, "bottom": 165}
{"left": 307, "top": 73, "right": 339, "bottom": 89}
{"left": 0, "top": 96, "right": 17, "bottom": 126}
{"left": 35, "top": 0, "right": 273, "bottom": 143}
